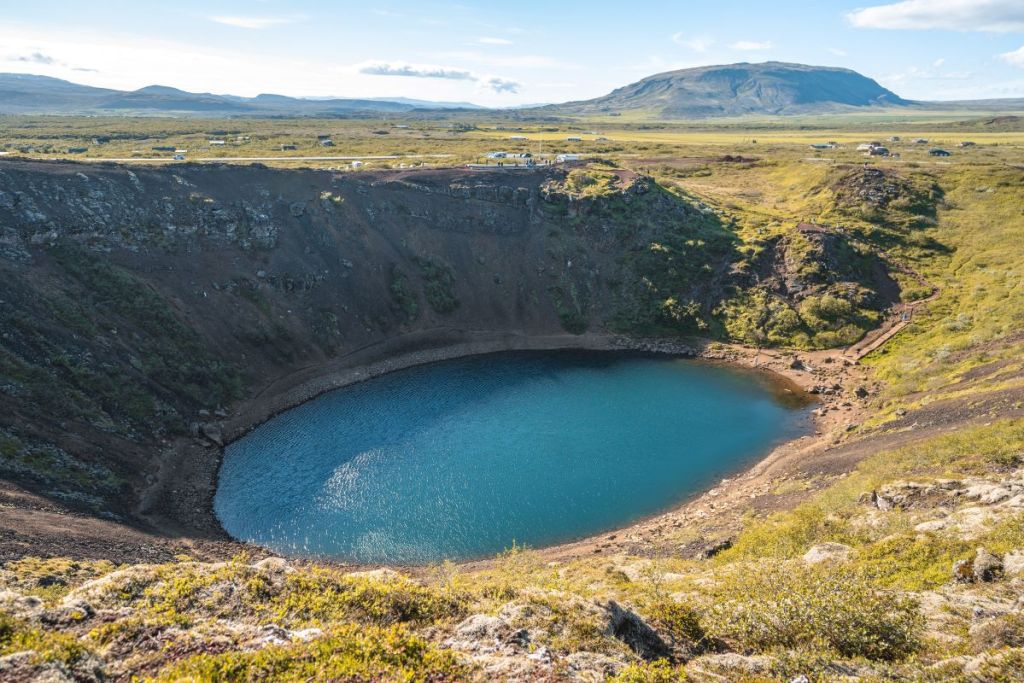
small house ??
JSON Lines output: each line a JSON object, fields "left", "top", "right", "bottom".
{"left": 175, "top": 149, "right": 187, "bottom": 154}
{"left": 929, "top": 148, "right": 951, "bottom": 157}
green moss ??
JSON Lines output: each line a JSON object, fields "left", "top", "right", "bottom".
{"left": 415, "top": 257, "right": 459, "bottom": 314}
{"left": 154, "top": 624, "right": 467, "bottom": 682}
{"left": 389, "top": 265, "right": 419, "bottom": 320}
{"left": 548, "top": 282, "right": 589, "bottom": 334}
{"left": 0, "top": 612, "right": 95, "bottom": 668}
{"left": 611, "top": 659, "right": 687, "bottom": 682}
{"left": 2, "top": 556, "right": 118, "bottom": 601}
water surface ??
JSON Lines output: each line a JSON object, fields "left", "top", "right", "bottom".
{"left": 215, "top": 352, "right": 807, "bottom": 563}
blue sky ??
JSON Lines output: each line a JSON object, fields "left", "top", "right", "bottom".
{"left": 3, "top": 1, "right": 1024, "bottom": 105}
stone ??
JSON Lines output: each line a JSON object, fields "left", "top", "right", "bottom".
{"left": 953, "top": 559, "right": 974, "bottom": 583}
{"left": 1002, "top": 550, "right": 1024, "bottom": 576}
{"left": 698, "top": 537, "right": 733, "bottom": 559}
{"left": 602, "top": 600, "right": 670, "bottom": 660}
{"left": 454, "top": 614, "right": 507, "bottom": 641}
{"left": 252, "top": 557, "right": 292, "bottom": 573}
{"left": 973, "top": 548, "right": 1004, "bottom": 582}
{"left": 802, "top": 542, "right": 853, "bottom": 564}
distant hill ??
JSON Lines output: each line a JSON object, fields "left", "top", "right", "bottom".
{"left": 545, "top": 62, "right": 911, "bottom": 118}
{"left": 0, "top": 73, "right": 479, "bottom": 116}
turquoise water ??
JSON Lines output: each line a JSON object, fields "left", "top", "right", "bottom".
{"left": 215, "top": 352, "right": 808, "bottom": 564}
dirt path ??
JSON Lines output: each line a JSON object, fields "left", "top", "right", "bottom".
{"left": 845, "top": 263, "right": 940, "bottom": 360}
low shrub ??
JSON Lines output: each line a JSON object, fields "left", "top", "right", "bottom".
{"left": 702, "top": 562, "right": 923, "bottom": 661}
{"left": 154, "top": 624, "right": 467, "bottom": 682}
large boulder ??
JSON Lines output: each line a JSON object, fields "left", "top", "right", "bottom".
{"left": 602, "top": 600, "right": 671, "bottom": 660}
{"left": 973, "top": 548, "right": 1004, "bottom": 582}
{"left": 802, "top": 542, "right": 853, "bottom": 564}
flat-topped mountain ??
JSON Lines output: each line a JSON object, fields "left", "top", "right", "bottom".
{"left": 549, "top": 62, "right": 910, "bottom": 118}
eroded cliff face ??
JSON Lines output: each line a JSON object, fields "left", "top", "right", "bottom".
{"left": 0, "top": 160, "right": 739, "bottom": 524}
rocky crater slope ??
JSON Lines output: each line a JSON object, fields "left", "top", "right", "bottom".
{"left": 0, "top": 159, "right": 897, "bottom": 552}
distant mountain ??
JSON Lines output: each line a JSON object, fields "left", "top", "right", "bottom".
{"left": 0, "top": 73, "right": 480, "bottom": 116}
{"left": 365, "top": 97, "right": 484, "bottom": 110}
{"left": 546, "top": 62, "right": 911, "bottom": 118}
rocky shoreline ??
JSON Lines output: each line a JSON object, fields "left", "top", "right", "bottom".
{"left": 138, "top": 329, "right": 861, "bottom": 568}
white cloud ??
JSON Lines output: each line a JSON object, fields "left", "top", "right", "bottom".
{"left": 9, "top": 51, "right": 56, "bottom": 65}
{"left": 357, "top": 61, "right": 520, "bottom": 93}
{"left": 828, "top": 48, "right": 849, "bottom": 56}
{"left": 730, "top": 40, "right": 772, "bottom": 51}
{"left": 0, "top": 24, "right": 529, "bottom": 104}
{"left": 476, "top": 36, "right": 513, "bottom": 45}
{"left": 358, "top": 63, "right": 476, "bottom": 80}
{"left": 207, "top": 15, "right": 299, "bottom": 30}
{"left": 671, "top": 33, "right": 714, "bottom": 52}
{"left": 486, "top": 77, "right": 519, "bottom": 93}
{"left": 847, "top": 0, "right": 1024, "bottom": 32}
{"left": 932, "top": 57, "right": 945, "bottom": 67}
{"left": 1000, "top": 46, "right": 1024, "bottom": 68}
